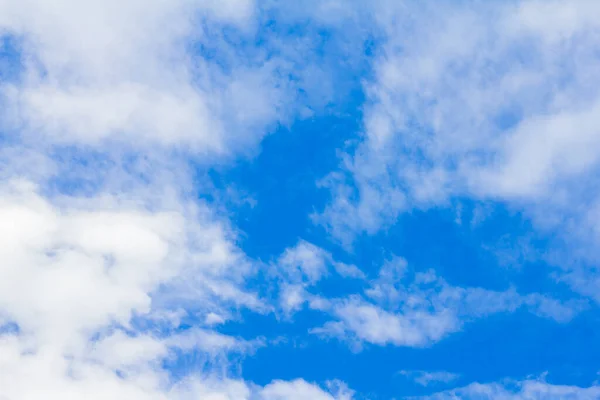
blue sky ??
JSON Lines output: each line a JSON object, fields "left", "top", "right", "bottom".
{"left": 1, "top": 1, "right": 600, "bottom": 399}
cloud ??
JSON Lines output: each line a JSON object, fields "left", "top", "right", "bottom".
{"left": 423, "top": 379, "right": 600, "bottom": 400}
{"left": 278, "top": 240, "right": 331, "bottom": 284}
{"left": 0, "top": 333, "right": 350, "bottom": 399}
{"left": 398, "top": 370, "right": 459, "bottom": 387}
{"left": 276, "top": 240, "right": 365, "bottom": 284}
{"left": 273, "top": 240, "right": 365, "bottom": 314}
{"left": 0, "top": 0, "right": 304, "bottom": 157}
{"left": 332, "top": 262, "right": 366, "bottom": 280}
{"left": 0, "top": 161, "right": 352, "bottom": 397}
{"left": 311, "top": 261, "right": 582, "bottom": 348}
{"left": 2, "top": 0, "right": 596, "bottom": 398}
{"left": 0, "top": 1, "right": 355, "bottom": 397}
{"left": 313, "top": 297, "right": 457, "bottom": 348}
{"left": 0, "top": 175, "right": 270, "bottom": 397}
{"left": 317, "top": 0, "right": 600, "bottom": 257}
{"left": 0, "top": 180, "right": 181, "bottom": 344}
{"left": 259, "top": 379, "right": 353, "bottom": 400}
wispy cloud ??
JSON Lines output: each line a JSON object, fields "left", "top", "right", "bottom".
{"left": 423, "top": 378, "right": 600, "bottom": 400}
{"left": 317, "top": 1, "right": 600, "bottom": 261}
{"left": 399, "top": 370, "right": 459, "bottom": 387}
{"left": 311, "top": 260, "right": 582, "bottom": 348}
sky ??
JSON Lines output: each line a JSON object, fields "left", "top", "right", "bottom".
{"left": 0, "top": 0, "right": 600, "bottom": 399}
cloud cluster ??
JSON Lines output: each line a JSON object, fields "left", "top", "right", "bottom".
{"left": 318, "top": 0, "right": 600, "bottom": 255}
{"left": 272, "top": 244, "right": 580, "bottom": 349}
{"left": 0, "top": 0, "right": 289, "bottom": 154}
{"left": 313, "top": 262, "right": 580, "bottom": 348}
{"left": 0, "top": 0, "right": 351, "bottom": 398}
{"left": 1, "top": 0, "right": 599, "bottom": 398}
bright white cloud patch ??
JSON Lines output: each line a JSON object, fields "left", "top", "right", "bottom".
{"left": 0, "top": 177, "right": 273, "bottom": 398}
{"left": 0, "top": 0, "right": 290, "bottom": 154}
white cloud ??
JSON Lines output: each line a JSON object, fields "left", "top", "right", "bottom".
{"left": 318, "top": 1, "right": 600, "bottom": 254}
{"left": 0, "top": 177, "right": 351, "bottom": 399}
{"left": 274, "top": 241, "right": 366, "bottom": 315}
{"left": 312, "top": 262, "right": 582, "bottom": 348}
{"left": 259, "top": 379, "right": 353, "bottom": 400}
{"left": 276, "top": 240, "right": 366, "bottom": 284}
{"left": 278, "top": 283, "right": 310, "bottom": 315}
{"left": 0, "top": 176, "right": 269, "bottom": 395}
{"left": 0, "top": 0, "right": 294, "bottom": 155}
{"left": 306, "top": 1, "right": 600, "bottom": 316}
{"left": 0, "top": 0, "right": 356, "bottom": 398}
{"left": 313, "top": 297, "right": 458, "bottom": 348}
{"left": 3, "top": 0, "right": 596, "bottom": 397}
{"left": 333, "top": 262, "right": 366, "bottom": 280}
{"left": 0, "top": 181, "right": 177, "bottom": 345}
{"left": 425, "top": 379, "right": 600, "bottom": 400}
{"left": 0, "top": 336, "right": 350, "bottom": 400}
{"left": 398, "top": 370, "right": 459, "bottom": 387}
{"left": 278, "top": 240, "right": 330, "bottom": 284}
